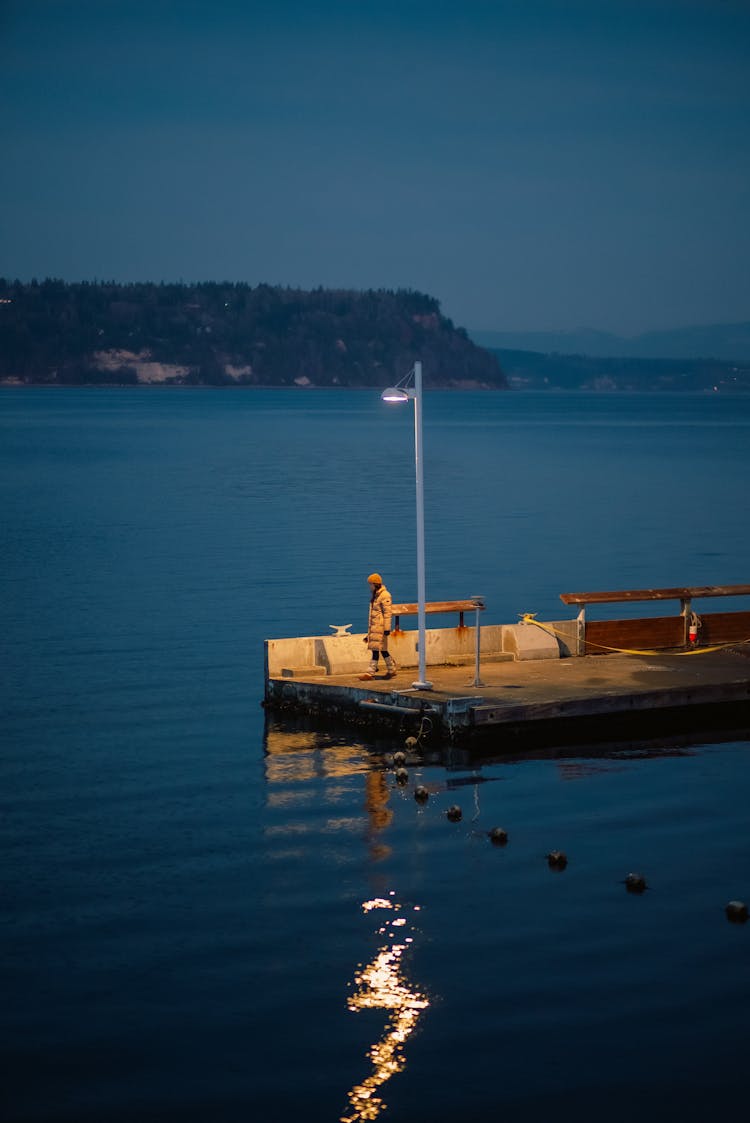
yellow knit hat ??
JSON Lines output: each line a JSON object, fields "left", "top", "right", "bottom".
{"left": 367, "top": 573, "right": 383, "bottom": 584}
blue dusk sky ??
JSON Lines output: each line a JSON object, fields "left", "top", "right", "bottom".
{"left": 2, "top": 0, "right": 749, "bottom": 335}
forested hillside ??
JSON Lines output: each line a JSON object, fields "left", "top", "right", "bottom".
{"left": 0, "top": 279, "right": 507, "bottom": 389}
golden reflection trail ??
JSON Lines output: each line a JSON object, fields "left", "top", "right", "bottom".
{"left": 341, "top": 895, "right": 429, "bottom": 1123}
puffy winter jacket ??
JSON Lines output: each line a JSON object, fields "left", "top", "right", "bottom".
{"left": 367, "top": 585, "right": 393, "bottom": 651}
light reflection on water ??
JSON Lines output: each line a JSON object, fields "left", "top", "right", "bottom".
{"left": 341, "top": 896, "right": 429, "bottom": 1123}
{"left": 265, "top": 723, "right": 430, "bottom": 1117}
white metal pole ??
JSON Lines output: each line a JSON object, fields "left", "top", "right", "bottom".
{"left": 412, "top": 361, "right": 432, "bottom": 690}
{"left": 470, "top": 599, "right": 485, "bottom": 688}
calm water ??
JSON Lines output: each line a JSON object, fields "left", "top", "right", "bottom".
{"left": 2, "top": 388, "right": 749, "bottom": 1122}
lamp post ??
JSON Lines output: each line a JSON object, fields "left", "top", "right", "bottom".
{"left": 381, "top": 361, "right": 432, "bottom": 690}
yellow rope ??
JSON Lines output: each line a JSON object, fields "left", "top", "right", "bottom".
{"left": 519, "top": 613, "right": 747, "bottom": 657}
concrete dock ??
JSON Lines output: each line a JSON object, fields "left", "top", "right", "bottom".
{"left": 263, "top": 646, "right": 750, "bottom": 747}
{"left": 264, "top": 587, "right": 750, "bottom": 747}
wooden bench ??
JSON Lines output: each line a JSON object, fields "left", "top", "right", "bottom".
{"left": 559, "top": 585, "right": 750, "bottom": 654}
{"left": 391, "top": 598, "right": 485, "bottom": 633}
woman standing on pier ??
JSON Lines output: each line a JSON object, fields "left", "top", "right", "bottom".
{"left": 360, "top": 573, "right": 398, "bottom": 679}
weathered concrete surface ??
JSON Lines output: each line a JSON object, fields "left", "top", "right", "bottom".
{"left": 502, "top": 622, "right": 559, "bottom": 660}
{"left": 263, "top": 646, "right": 750, "bottom": 746}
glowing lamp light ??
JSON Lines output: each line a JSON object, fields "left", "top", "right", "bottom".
{"left": 381, "top": 387, "right": 410, "bottom": 403}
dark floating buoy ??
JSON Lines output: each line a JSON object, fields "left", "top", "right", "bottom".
{"left": 546, "top": 850, "right": 568, "bottom": 870}
{"left": 488, "top": 827, "right": 508, "bottom": 846}
{"left": 725, "top": 900, "right": 749, "bottom": 923}
{"left": 446, "top": 805, "right": 462, "bottom": 822}
{"left": 624, "top": 872, "right": 647, "bottom": 894}
{"left": 393, "top": 751, "right": 407, "bottom": 767}
{"left": 404, "top": 736, "right": 418, "bottom": 750}
{"left": 414, "top": 785, "right": 429, "bottom": 804}
{"left": 395, "top": 767, "right": 409, "bottom": 785}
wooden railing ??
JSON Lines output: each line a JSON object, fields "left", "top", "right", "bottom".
{"left": 391, "top": 598, "right": 485, "bottom": 633}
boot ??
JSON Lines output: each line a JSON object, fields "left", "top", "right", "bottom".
{"left": 359, "top": 660, "right": 379, "bottom": 681}
{"left": 384, "top": 656, "right": 398, "bottom": 679}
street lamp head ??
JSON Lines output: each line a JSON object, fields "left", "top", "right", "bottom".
{"left": 381, "top": 386, "right": 410, "bottom": 403}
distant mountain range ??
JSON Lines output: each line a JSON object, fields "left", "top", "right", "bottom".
{"left": 487, "top": 348, "right": 750, "bottom": 393}
{"left": 470, "top": 322, "right": 750, "bottom": 362}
